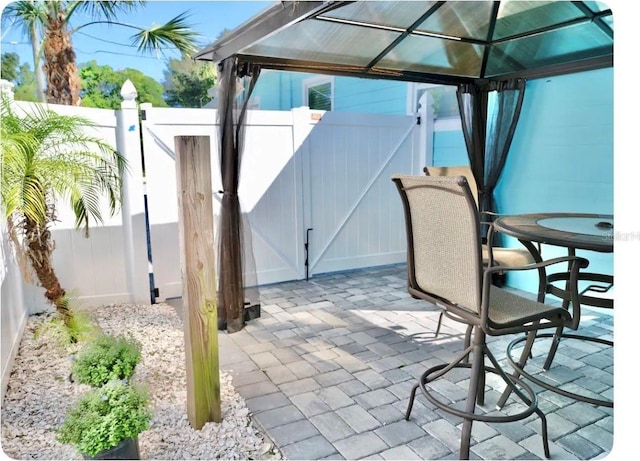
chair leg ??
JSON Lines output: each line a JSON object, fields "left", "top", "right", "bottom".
{"left": 462, "top": 324, "right": 473, "bottom": 364}
{"left": 484, "top": 346, "right": 550, "bottom": 459}
{"left": 543, "top": 325, "right": 565, "bottom": 370}
{"left": 435, "top": 311, "right": 444, "bottom": 338}
{"left": 461, "top": 333, "right": 485, "bottom": 459}
{"left": 405, "top": 382, "right": 420, "bottom": 420}
{"left": 497, "top": 331, "right": 537, "bottom": 409}
{"left": 408, "top": 329, "right": 549, "bottom": 460}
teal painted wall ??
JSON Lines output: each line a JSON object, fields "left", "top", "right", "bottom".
{"left": 496, "top": 68, "right": 614, "bottom": 295}
{"left": 333, "top": 78, "right": 407, "bottom": 114}
{"left": 252, "top": 70, "right": 408, "bottom": 114}
{"left": 432, "top": 129, "right": 467, "bottom": 166}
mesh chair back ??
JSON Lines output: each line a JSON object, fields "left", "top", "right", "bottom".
{"left": 392, "top": 174, "right": 482, "bottom": 314}
{"left": 425, "top": 166, "right": 478, "bottom": 208}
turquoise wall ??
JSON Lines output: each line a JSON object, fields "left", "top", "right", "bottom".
{"left": 497, "top": 68, "right": 614, "bottom": 294}
{"left": 432, "top": 129, "right": 467, "bottom": 166}
{"left": 333, "top": 78, "right": 407, "bottom": 114}
{"left": 432, "top": 68, "right": 614, "bottom": 295}
{"left": 252, "top": 70, "right": 408, "bottom": 114}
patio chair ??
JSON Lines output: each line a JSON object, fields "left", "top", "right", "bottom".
{"left": 423, "top": 165, "right": 536, "bottom": 276}
{"left": 392, "top": 174, "right": 587, "bottom": 460}
{"left": 423, "top": 166, "right": 536, "bottom": 342}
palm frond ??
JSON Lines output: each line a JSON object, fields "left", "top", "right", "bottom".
{"left": 132, "top": 12, "right": 200, "bottom": 57}
{"left": 1, "top": 1, "right": 47, "bottom": 37}
{"left": 70, "top": 1, "right": 144, "bottom": 23}
{"left": 1, "top": 96, "right": 127, "bottom": 236}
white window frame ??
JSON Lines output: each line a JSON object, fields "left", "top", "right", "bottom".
{"left": 302, "top": 76, "right": 334, "bottom": 110}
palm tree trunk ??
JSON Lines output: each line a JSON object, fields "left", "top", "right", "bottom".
{"left": 30, "top": 22, "right": 45, "bottom": 103}
{"left": 24, "top": 217, "right": 74, "bottom": 329}
{"left": 42, "top": 12, "right": 81, "bottom": 106}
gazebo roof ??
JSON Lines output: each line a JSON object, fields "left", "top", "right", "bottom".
{"left": 194, "top": 1, "right": 613, "bottom": 85}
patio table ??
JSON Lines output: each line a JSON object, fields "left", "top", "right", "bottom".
{"left": 493, "top": 212, "right": 614, "bottom": 408}
{"left": 493, "top": 212, "right": 613, "bottom": 309}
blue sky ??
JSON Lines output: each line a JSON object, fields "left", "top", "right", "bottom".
{"left": 1, "top": 1, "right": 274, "bottom": 83}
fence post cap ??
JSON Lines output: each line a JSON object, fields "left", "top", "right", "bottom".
{"left": 120, "top": 79, "right": 137, "bottom": 101}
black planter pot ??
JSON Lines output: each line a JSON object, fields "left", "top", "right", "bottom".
{"left": 83, "top": 437, "right": 140, "bottom": 460}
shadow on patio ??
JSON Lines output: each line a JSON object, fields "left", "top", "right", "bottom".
{"left": 168, "top": 264, "right": 613, "bottom": 460}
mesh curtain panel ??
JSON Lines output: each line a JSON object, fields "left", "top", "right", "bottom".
{"left": 456, "top": 79, "right": 526, "bottom": 240}
{"left": 216, "top": 57, "right": 261, "bottom": 333}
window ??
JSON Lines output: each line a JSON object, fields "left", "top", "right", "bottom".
{"left": 303, "top": 77, "right": 333, "bottom": 110}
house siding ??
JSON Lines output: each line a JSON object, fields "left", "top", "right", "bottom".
{"left": 253, "top": 71, "right": 408, "bottom": 114}
{"left": 433, "top": 129, "right": 467, "bottom": 166}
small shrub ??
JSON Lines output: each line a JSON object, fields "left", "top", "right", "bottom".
{"left": 34, "top": 298, "right": 99, "bottom": 347}
{"left": 71, "top": 334, "right": 142, "bottom": 387}
{"left": 57, "top": 380, "right": 151, "bottom": 457}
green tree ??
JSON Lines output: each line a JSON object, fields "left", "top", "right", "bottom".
{"left": 1, "top": 97, "right": 125, "bottom": 338}
{"left": 162, "top": 55, "right": 216, "bottom": 108}
{"left": 79, "top": 61, "right": 167, "bottom": 109}
{"left": 1, "top": 52, "right": 38, "bottom": 102}
{"left": 2, "top": 1, "right": 199, "bottom": 106}
{"left": 13, "top": 65, "right": 38, "bottom": 102}
{"left": 1, "top": 52, "right": 21, "bottom": 82}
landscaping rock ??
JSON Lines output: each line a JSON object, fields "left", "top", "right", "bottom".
{"left": 1, "top": 303, "right": 283, "bottom": 460}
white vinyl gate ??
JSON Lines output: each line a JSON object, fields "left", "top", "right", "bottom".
{"left": 141, "top": 106, "right": 422, "bottom": 301}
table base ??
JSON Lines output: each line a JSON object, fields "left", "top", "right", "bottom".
{"left": 506, "top": 333, "right": 613, "bottom": 408}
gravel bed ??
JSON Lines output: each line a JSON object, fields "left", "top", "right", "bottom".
{"left": 1, "top": 303, "right": 284, "bottom": 460}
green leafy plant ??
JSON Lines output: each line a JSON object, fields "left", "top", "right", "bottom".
{"left": 34, "top": 296, "right": 100, "bottom": 347}
{"left": 71, "top": 334, "right": 142, "bottom": 387}
{"left": 57, "top": 380, "right": 152, "bottom": 457}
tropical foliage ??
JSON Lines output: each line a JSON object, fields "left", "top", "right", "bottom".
{"left": 2, "top": 1, "right": 199, "bottom": 105}
{"left": 1, "top": 52, "right": 38, "bottom": 102}
{"left": 1, "top": 97, "right": 125, "bottom": 336}
{"left": 162, "top": 55, "right": 217, "bottom": 108}
{"left": 80, "top": 61, "right": 167, "bottom": 109}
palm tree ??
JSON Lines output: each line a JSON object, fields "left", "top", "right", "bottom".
{"left": 2, "top": 1, "right": 199, "bottom": 106}
{"left": 1, "top": 96, "right": 126, "bottom": 337}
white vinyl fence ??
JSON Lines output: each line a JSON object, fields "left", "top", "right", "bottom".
{"left": 1, "top": 79, "right": 434, "bottom": 399}
{"left": 142, "top": 106, "right": 427, "bottom": 301}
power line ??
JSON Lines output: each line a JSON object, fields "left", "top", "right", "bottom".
{"left": 75, "top": 48, "right": 176, "bottom": 62}
{"left": 75, "top": 30, "right": 206, "bottom": 50}
{"left": 75, "top": 31, "right": 140, "bottom": 48}
{"left": 1, "top": 41, "right": 31, "bottom": 46}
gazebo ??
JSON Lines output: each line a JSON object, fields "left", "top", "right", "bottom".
{"left": 193, "top": 0, "right": 613, "bottom": 331}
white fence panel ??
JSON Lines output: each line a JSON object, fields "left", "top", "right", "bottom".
{"left": 1, "top": 220, "right": 29, "bottom": 401}
{"left": 303, "top": 111, "right": 422, "bottom": 275}
{"left": 141, "top": 107, "right": 303, "bottom": 301}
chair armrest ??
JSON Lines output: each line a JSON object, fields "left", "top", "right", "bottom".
{"left": 483, "top": 255, "right": 589, "bottom": 276}
{"left": 481, "top": 255, "right": 589, "bottom": 331}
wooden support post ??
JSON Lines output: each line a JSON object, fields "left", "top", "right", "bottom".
{"left": 174, "top": 136, "right": 221, "bottom": 428}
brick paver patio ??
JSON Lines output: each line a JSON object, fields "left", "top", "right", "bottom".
{"left": 172, "top": 263, "right": 613, "bottom": 460}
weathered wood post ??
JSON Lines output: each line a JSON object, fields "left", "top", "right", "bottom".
{"left": 174, "top": 136, "right": 221, "bottom": 428}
